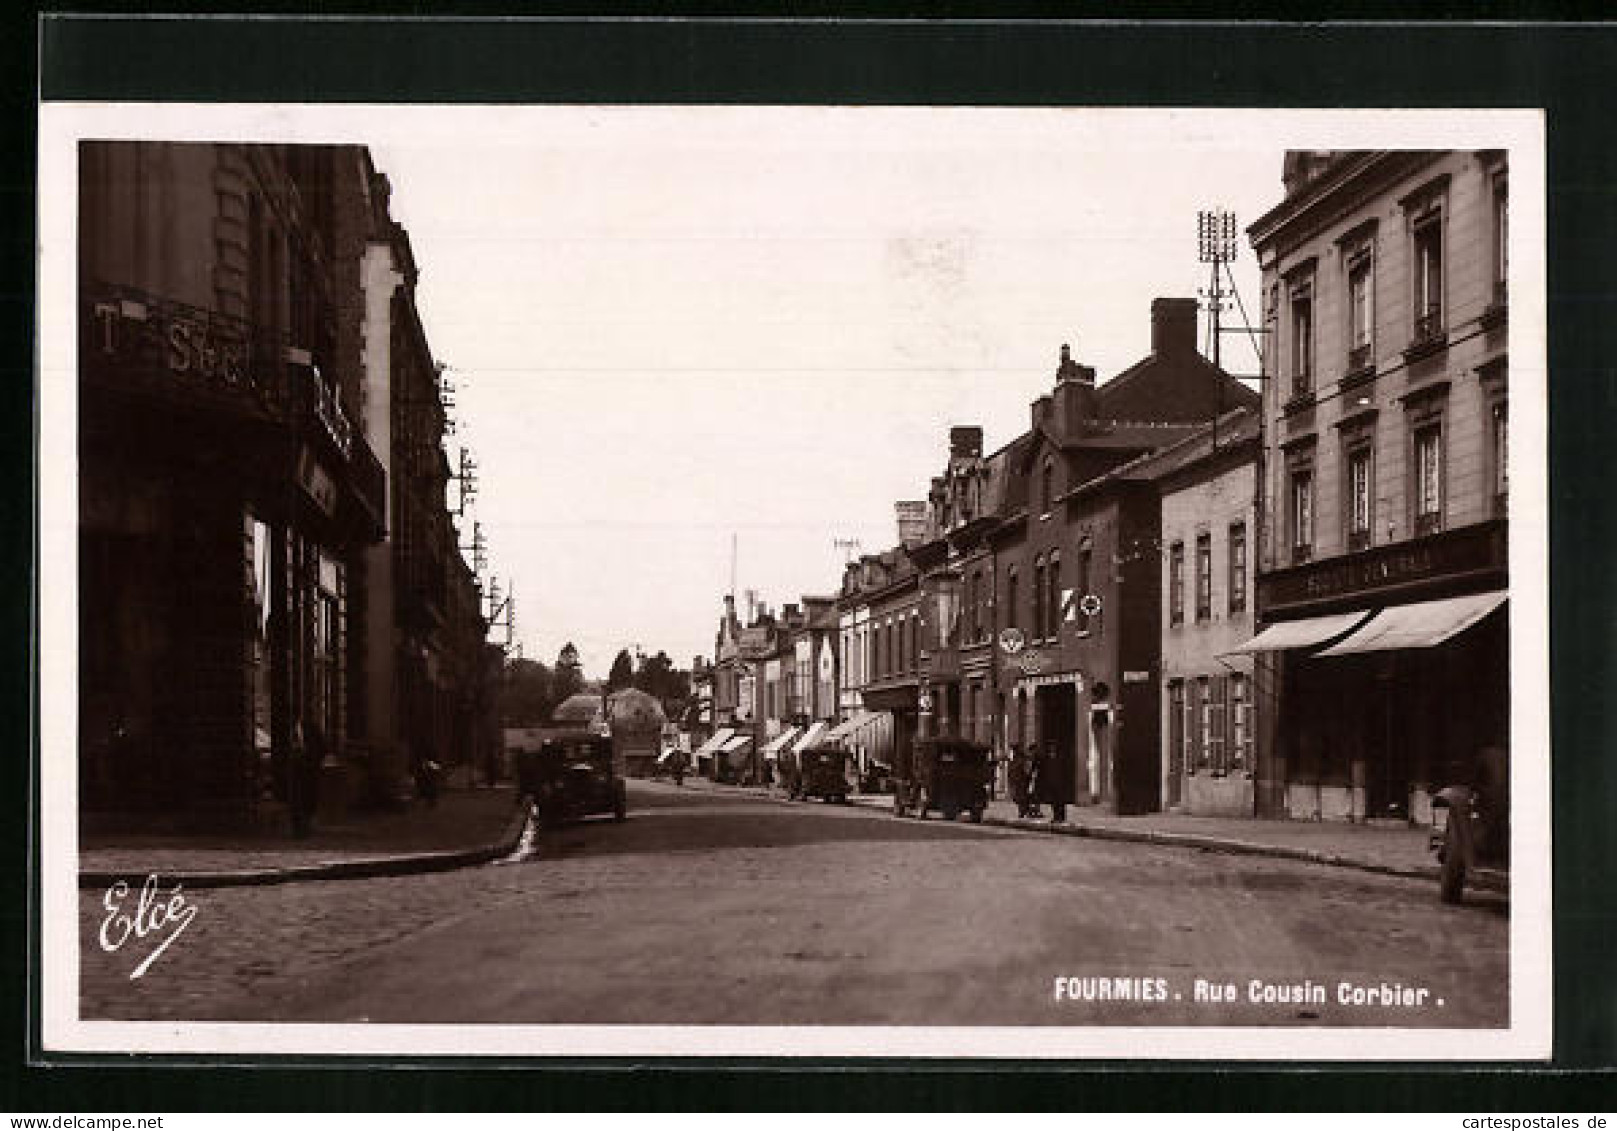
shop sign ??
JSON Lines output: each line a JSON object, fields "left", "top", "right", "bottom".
{"left": 1123, "top": 670, "right": 1151, "bottom": 683}
{"left": 296, "top": 444, "right": 338, "bottom": 518}
{"left": 90, "top": 294, "right": 252, "bottom": 388}
{"left": 1016, "top": 649, "right": 1044, "bottom": 675}
{"left": 1261, "top": 520, "right": 1506, "bottom": 612}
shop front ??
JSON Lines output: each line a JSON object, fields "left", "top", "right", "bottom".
{"left": 79, "top": 284, "right": 386, "bottom": 830}
{"left": 1247, "top": 520, "right": 1509, "bottom": 823}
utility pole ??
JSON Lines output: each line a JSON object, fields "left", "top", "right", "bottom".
{"left": 1198, "top": 207, "right": 1237, "bottom": 452}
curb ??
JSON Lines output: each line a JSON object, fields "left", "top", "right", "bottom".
{"left": 79, "top": 804, "right": 532, "bottom": 890}
{"left": 838, "top": 793, "right": 1509, "bottom": 895}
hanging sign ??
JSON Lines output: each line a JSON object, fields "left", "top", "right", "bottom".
{"left": 998, "top": 627, "right": 1026, "bottom": 654}
{"left": 1079, "top": 593, "right": 1103, "bottom": 617}
{"left": 295, "top": 444, "right": 338, "bottom": 518}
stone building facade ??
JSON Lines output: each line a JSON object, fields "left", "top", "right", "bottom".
{"left": 1245, "top": 150, "right": 1510, "bottom": 823}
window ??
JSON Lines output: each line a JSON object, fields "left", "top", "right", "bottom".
{"left": 909, "top": 615, "right": 919, "bottom": 673}
{"left": 1229, "top": 674, "right": 1252, "bottom": 771}
{"left": 1414, "top": 423, "right": 1443, "bottom": 535}
{"left": 1195, "top": 534, "right": 1212, "bottom": 622}
{"left": 1491, "top": 401, "right": 1509, "bottom": 515}
{"left": 1228, "top": 523, "right": 1247, "bottom": 615}
{"left": 1290, "top": 284, "right": 1314, "bottom": 395}
{"left": 1413, "top": 212, "right": 1444, "bottom": 341}
{"left": 1169, "top": 542, "right": 1185, "bottom": 626}
{"left": 1347, "top": 250, "right": 1373, "bottom": 366}
{"left": 1005, "top": 567, "right": 1018, "bottom": 631}
{"left": 312, "top": 552, "right": 342, "bottom": 743}
{"left": 964, "top": 571, "right": 976, "bottom": 642}
{"left": 1075, "top": 546, "right": 1092, "bottom": 633}
{"left": 1290, "top": 468, "right": 1315, "bottom": 562}
{"left": 1347, "top": 444, "right": 1373, "bottom": 551}
{"left": 1041, "top": 460, "right": 1054, "bottom": 514}
{"left": 1033, "top": 556, "right": 1046, "bottom": 639}
{"left": 970, "top": 569, "right": 983, "bottom": 642}
{"left": 1047, "top": 552, "right": 1062, "bottom": 639}
{"left": 896, "top": 617, "right": 906, "bottom": 673}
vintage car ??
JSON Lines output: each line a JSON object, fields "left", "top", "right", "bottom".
{"left": 795, "top": 745, "right": 852, "bottom": 803}
{"left": 904, "top": 737, "right": 991, "bottom": 822}
{"left": 517, "top": 735, "right": 627, "bottom": 827}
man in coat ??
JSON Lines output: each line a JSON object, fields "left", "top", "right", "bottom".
{"left": 1040, "top": 738, "right": 1073, "bottom": 824}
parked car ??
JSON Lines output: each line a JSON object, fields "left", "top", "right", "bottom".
{"left": 517, "top": 735, "right": 627, "bottom": 828}
{"left": 796, "top": 745, "right": 852, "bottom": 803}
{"left": 908, "top": 737, "right": 991, "bottom": 822}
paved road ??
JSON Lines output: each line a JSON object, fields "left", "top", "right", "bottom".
{"left": 80, "top": 781, "right": 1509, "bottom": 1027}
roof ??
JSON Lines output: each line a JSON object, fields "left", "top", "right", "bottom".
{"left": 551, "top": 694, "right": 604, "bottom": 724}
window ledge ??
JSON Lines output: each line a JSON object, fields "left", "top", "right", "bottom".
{"left": 1340, "top": 363, "right": 1377, "bottom": 393}
{"left": 1403, "top": 330, "right": 1449, "bottom": 364}
{"left": 1282, "top": 391, "right": 1316, "bottom": 416}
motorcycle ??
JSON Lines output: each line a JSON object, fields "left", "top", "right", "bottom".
{"left": 1430, "top": 745, "right": 1509, "bottom": 904}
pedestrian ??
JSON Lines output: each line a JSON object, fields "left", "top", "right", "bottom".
{"left": 414, "top": 741, "right": 441, "bottom": 808}
{"left": 1007, "top": 743, "right": 1030, "bottom": 818}
{"left": 1041, "top": 738, "right": 1072, "bottom": 824}
{"left": 1023, "top": 745, "right": 1043, "bottom": 820}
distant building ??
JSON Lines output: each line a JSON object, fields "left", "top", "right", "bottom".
{"left": 1244, "top": 150, "right": 1509, "bottom": 823}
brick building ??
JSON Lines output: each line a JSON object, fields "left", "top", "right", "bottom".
{"left": 1243, "top": 150, "right": 1510, "bottom": 823}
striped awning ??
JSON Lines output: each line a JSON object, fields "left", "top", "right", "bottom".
{"left": 791, "top": 721, "right": 829, "bottom": 754}
{"left": 761, "top": 726, "right": 801, "bottom": 759}
{"left": 692, "top": 728, "right": 734, "bottom": 759}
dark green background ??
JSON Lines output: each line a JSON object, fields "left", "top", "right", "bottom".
{"left": 13, "top": 12, "right": 1617, "bottom": 1111}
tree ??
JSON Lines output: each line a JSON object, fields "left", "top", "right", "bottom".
{"left": 553, "top": 642, "right": 584, "bottom": 703}
{"left": 498, "top": 658, "right": 554, "bottom": 727}
{"left": 634, "top": 650, "right": 692, "bottom": 717}
{"left": 607, "top": 648, "right": 636, "bottom": 692}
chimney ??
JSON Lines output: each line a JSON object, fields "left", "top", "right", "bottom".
{"left": 949, "top": 425, "right": 984, "bottom": 459}
{"left": 1151, "top": 298, "right": 1199, "bottom": 358}
{"left": 783, "top": 602, "right": 800, "bottom": 625}
{"left": 895, "top": 501, "right": 928, "bottom": 549}
{"left": 1051, "top": 343, "right": 1099, "bottom": 438}
{"left": 723, "top": 593, "right": 736, "bottom": 625}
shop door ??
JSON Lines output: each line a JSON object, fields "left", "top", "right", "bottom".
{"left": 1366, "top": 658, "right": 1409, "bottom": 818}
{"left": 1035, "top": 684, "right": 1078, "bottom": 805}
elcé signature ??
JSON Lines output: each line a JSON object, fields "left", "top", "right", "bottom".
{"left": 99, "top": 874, "right": 199, "bottom": 980}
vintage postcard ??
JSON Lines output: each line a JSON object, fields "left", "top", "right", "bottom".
{"left": 37, "top": 102, "right": 1549, "bottom": 1059}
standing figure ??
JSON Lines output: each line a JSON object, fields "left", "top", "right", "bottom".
{"left": 1008, "top": 743, "right": 1032, "bottom": 818}
{"left": 291, "top": 717, "right": 325, "bottom": 838}
{"left": 1041, "top": 738, "right": 1072, "bottom": 824}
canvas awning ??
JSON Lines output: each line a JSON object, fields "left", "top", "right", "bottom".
{"left": 1229, "top": 611, "right": 1376, "bottom": 654}
{"left": 825, "top": 711, "right": 873, "bottom": 741}
{"left": 791, "top": 721, "right": 829, "bottom": 754}
{"left": 692, "top": 727, "right": 734, "bottom": 759}
{"left": 761, "top": 726, "right": 801, "bottom": 760}
{"left": 720, "top": 733, "right": 754, "bottom": 753}
{"left": 1315, "top": 591, "right": 1507, "bottom": 657}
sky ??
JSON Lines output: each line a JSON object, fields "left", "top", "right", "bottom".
{"left": 365, "top": 107, "right": 1286, "bottom": 676}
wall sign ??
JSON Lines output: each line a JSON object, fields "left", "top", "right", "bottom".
{"left": 998, "top": 627, "right": 1026, "bottom": 654}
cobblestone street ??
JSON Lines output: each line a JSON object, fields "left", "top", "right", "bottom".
{"left": 80, "top": 781, "right": 1510, "bottom": 1027}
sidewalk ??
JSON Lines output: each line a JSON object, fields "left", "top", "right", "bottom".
{"left": 78, "top": 784, "right": 528, "bottom": 888}
{"left": 682, "top": 777, "right": 1494, "bottom": 890}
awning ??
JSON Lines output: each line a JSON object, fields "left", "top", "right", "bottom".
{"left": 1315, "top": 591, "right": 1508, "bottom": 657}
{"left": 1229, "top": 611, "right": 1376, "bottom": 654}
{"left": 825, "top": 711, "right": 872, "bottom": 742}
{"left": 791, "top": 721, "right": 829, "bottom": 754}
{"left": 692, "top": 727, "right": 734, "bottom": 759}
{"left": 761, "top": 726, "right": 801, "bottom": 759}
{"left": 720, "top": 733, "right": 753, "bottom": 753}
